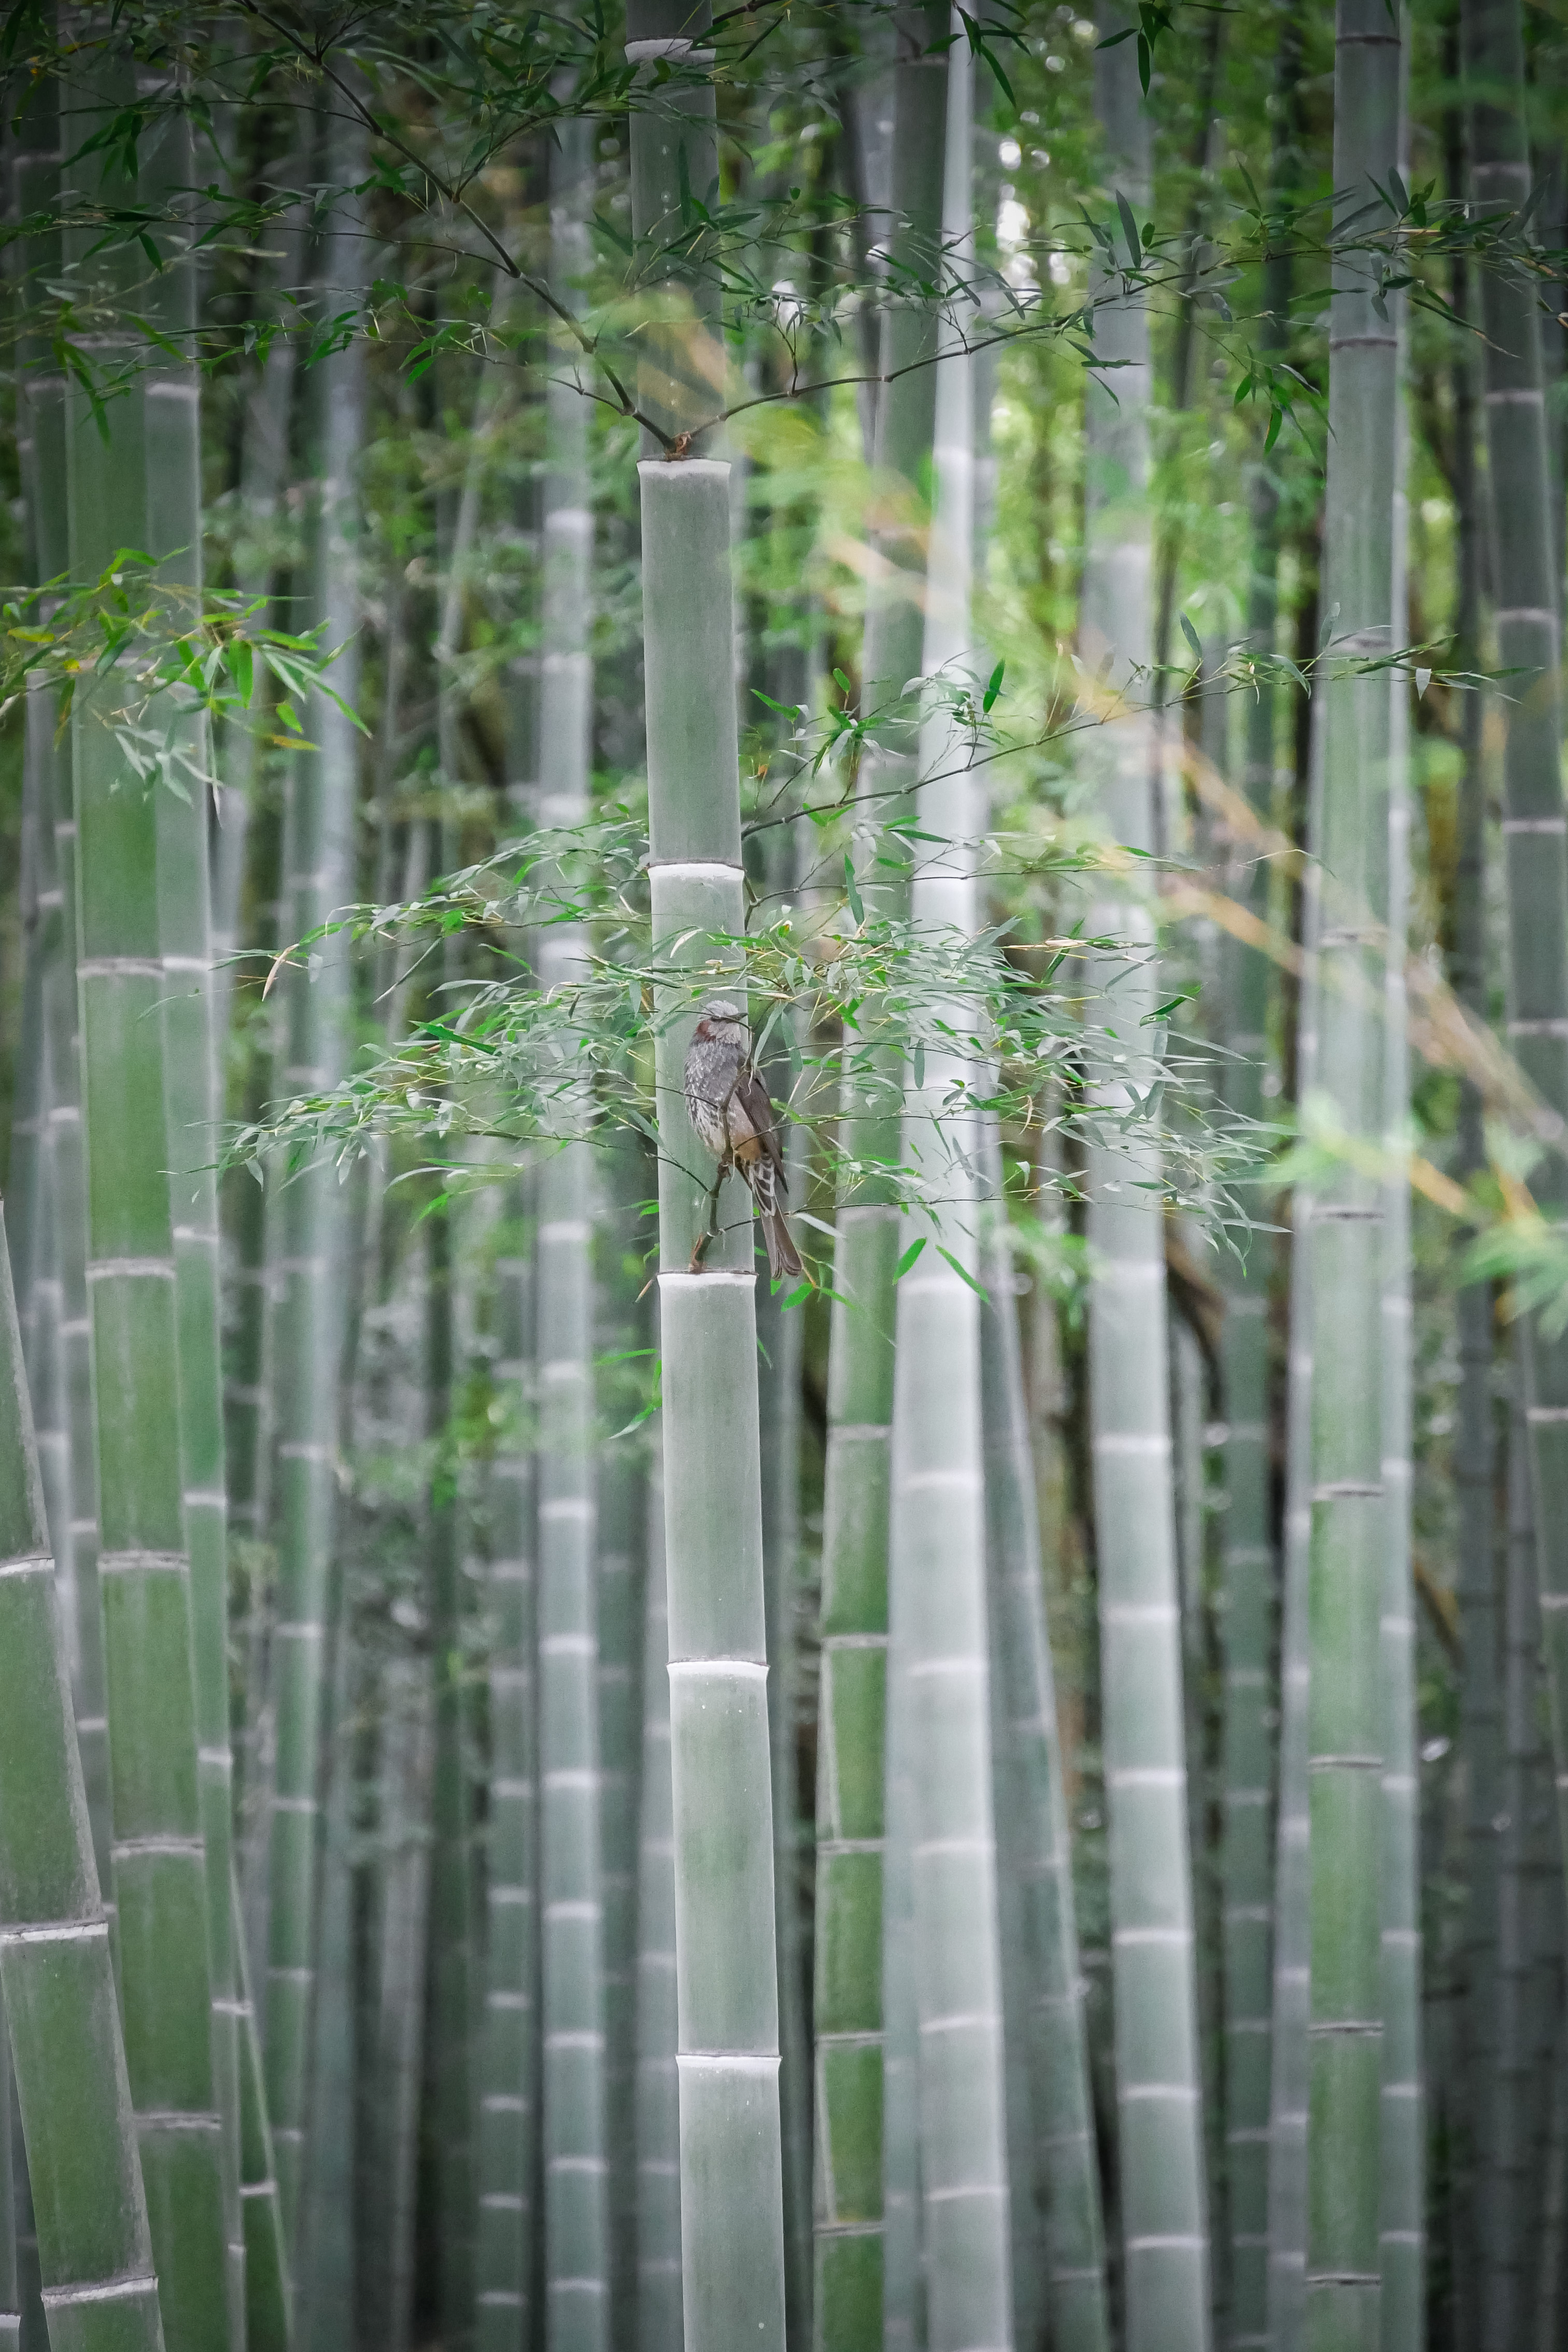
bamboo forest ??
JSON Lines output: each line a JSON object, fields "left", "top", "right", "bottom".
{"left": 9, "top": 0, "right": 1568, "bottom": 2348}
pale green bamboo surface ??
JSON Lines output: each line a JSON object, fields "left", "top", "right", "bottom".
{"left": 1448, "top": 232, "right": 1500, "bottom": 2344}
{"left": 1215, "top": 19, "right": 1295, "bottom": 2326}
{"left": 1490, "top": 1403, "right": 1535, "bottom": 2346}
{"left": 1266, "top": 957, "right": 1319, "bottom": 2352}
{"left": 425, "top": 1188, "right": 476, "bottom": 2351}
{"left": 641, "top": 452, "right": 787, "bottom": 2351}
{"left": 596, "top": 1147, "right": 648, "bottom": 2350}
{"left": 0, "top": 1207, "right": 164, "bottom": 2352}
{"left": 1378, "top": 307, "right": 1423, "bottom": 2351}
{"left": 1084, "top": 14, "right": 1212, "bottom": 2347}
{"left": 12, "top": 46, "right": 114, "bottom": 1911}
{"left": 813, "top": 18, "right": 948, "bottom": 2345}
{"left": 624, "top": 0, "right": 724, "bottom": 458}
{"left": 886, "top": 46, "right": 1012, "bottom": 2347}
{"left": 140, "top": 90, "right": 245, "bottom": 2335}
{"left": 63, "top": 40, "right": 230, "bottom": 2342}
{"left": 231, "top": 1883, "right": 289, "bottom": 2352}
{"left": 811, "top": 1198, "right": 895, "bottom": 2352}
{"left": 477, "top": 1209, "right": 538, "bottom": 2350}
{"left": 1461, "top": 0, "right": 1568, "bottom": 1895}
{"left": 261, "top": 115, "right": 364, "bottom": 2247}
{"left": 978, "top": 1148, "right": 1110, "bottom": 2352}
{"left": 634, "top": 1436, "right": 683, "bottom": 2352}
{"left": 534, "top": 110, "right": 611, "bottom": 2351}
{"left": 751, "top": 919, "right": 811, "bottom": 2352}
{"left": 1302, "top": 10, "right": 1400, "bottom": 2346}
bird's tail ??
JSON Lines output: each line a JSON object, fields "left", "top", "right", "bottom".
{"left": 764, "top": 1206, "right": 804, "bottom": 1283}
{"left": 749, "top": 1157, "right": 804, "bottom": 1281}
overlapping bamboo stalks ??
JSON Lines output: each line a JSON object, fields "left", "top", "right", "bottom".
{"left": 6, "top": 11, "right": 1568, "bottom": 2352}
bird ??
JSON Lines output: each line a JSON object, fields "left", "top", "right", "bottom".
{"left": 682, "top": 998, "right": 804, "bottom": 1281}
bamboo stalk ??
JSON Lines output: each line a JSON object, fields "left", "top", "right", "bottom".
{"left": 886, "top": 41, "right": 1014, "bottom": 2347}
{"left": 1301, "top": 9, "right": 1401, "bottom": 2345}
{"left": 139, "top": 85, "right": 247, "bottom": 2337}
{"left": 0, "top": 1205, "right": 165, "bottom": 2351}
{"left": 1084, "top": 14, "right": 1213, "bottom": 2347}
{"left": 596, "top": 1140, "right": 649, "bottom": 2350}
{"left": 11, "top": 15, "right": 114, "bottom": 1917}
{"left": 813, "top": 18, "right": 948, "bottom": 2345}
{"left": 62, "top": 33, "right": 231, "bottom": 2340}
{"left": 1213, "top": 22, "right": 1295, "bottom": 2309}
{"left": 1489, "top": 1391, "right": 1535, "bottom": 2346}
{"left": 979, "top": 1136, "right": 1111, "bottom": 2352}
{"left": 232, "top": 1882, "right": 290, "bottom": 2352}
{"left": 261, "top": 104, "right": 365, "bottom": 2249}
{"left": 751, "top": 942, "right": 810, "bottom": 2352}
{"left": 1378, "top": 259, "right": 1423, "bottom": 2349}
{"left": 532, "top": 107, "right": 611, "bottom": 2352}
{"left": 640, "top": 452, "right": 787, "bottom": 2349}
{"left": 634, "top": 1433, "right": 683, "bottom": 2351}
{"left": 477, "top": 1204, "right": 538, "bottom": 2351}
{"left": 1461, "top": 0, "right": 1568, "bottom": 1914}
{"left": 624, "top": 8, "right": 787, "bottom": 2338}
{"left": 1446, "top": 107, "right": 1501, "bottom": 2341}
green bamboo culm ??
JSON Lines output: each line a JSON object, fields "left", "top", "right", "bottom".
{"left": 61, "top": 30, "right": 232, "bottom": 2347}
{"left": 233, "top": 1881, "right": 290, "bottom": 2352}
{"left": 978, "top": 1137, "right": 1111, "bottom": 2352}
{"left": 1301, "top": 8, "right": 1401, "bottom": 2347}
{"left": 138, "top": 83, "right": 247, "bottom": 2342}
{"left": 1447, "top": 188, "right": 1501, "bottom": 2340}
{"left": 624, "top": 10, "right": 787, "bottom": 2344}
{"left": 476, "top": 1205, "right": 538, "bottom": 2349}
{"left": 1461, "top": 0, "right": 1568, "bottom": 1892}
{"left": 0, "top": 1208, "right": 167, "bottom": 2352}
{"left": 12, "top": 52, "right": 116, "bottom": 1904}
{"left": 812, "top": 15, "right": 948, "bottom": 2346}
{"left": 596, "top": 1138, "right": 651, "bottom": 2348}
{"left": 1082, "top": 12, "right": 1213, "bottom": 2347}
{"left": 1216, "top": 10, "right": 1297, "bottom": 2333}
{"left": 534, "top": 105, "right": 611, "bottom": 2352}
{"left": 640, "top": 451, "right": 787, "bottom": 2351}
{"left": 260, "top": 103, "right": 364, "bottom": 2252}
{"left": 634, "top": 1436, "right": 683, "bottom": 2350}
{"left": 1378, "top": 253, "right": 1423, "bottom": 2349}
{"left": 885, "top": 38, "right": 1013, "bottom": 2349}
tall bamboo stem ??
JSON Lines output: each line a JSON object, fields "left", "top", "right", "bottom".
{"left": 532, "top": 107, "right": 610, "bottom": 2352}
{"left": 1084, "top": 13, "right": 1213, "bottom": 2346}
{"left": 261, "top": 109, "right": 364, "bottom": 2247}
{"left": 1446, "top": 100, "right": 1501, "bottom": 2335}
{"left": 979, "top": 1137, "right": 1111, "bottom": 2352}
{"left": 1217, "top": 14, "right": 1297, "bottom": 2333}
{"left": 1300, "top": 10, "right": 1400, "bottom": 2346}
{"left": 0, "top": 1207, "right": 165, "bottom": 2352}
{"left": 813, "top": 17, "right": 948, "bottom": 2345}
{"left": 1378, "top": 242, "right": 1423, "bottom": 2349}
{"left": 624, "top": 8, "right": 787, "bottom": 2341}
{"left": 62, "top": 33, "right": 230, "bottom": 2342}
{"left": 886, "top": 41, "right": 1013, "bottom": 2348}
{"left": 634, "top": 1434, "right": 683, "bottom": 2351}
{"left": 1461, "top": 0, "right": 1568, "bottom": 1908}
{"left": 140, "top": 84, "right": 247, "bottom": 2338}
{"left": 477, "top": 1201, "right": 538, "bottom": 2350}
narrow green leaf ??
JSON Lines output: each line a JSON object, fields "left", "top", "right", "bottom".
{"left": 894, "top": 1236, "right": 927, "bottom": 1279}
{"left": 1115, "top": 189, "right": 1142, "bottom": 270}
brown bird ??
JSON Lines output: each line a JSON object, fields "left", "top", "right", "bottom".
{"left": 683, "top": 998, "right": 804, "bottom": 1281}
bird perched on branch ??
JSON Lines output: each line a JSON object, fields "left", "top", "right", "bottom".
{"left": 683, "top": 998, "right": 804, "bottom": 1281}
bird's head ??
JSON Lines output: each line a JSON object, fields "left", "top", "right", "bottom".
{"left": 693, "top": 997, "right": 747, "bottom": 1045}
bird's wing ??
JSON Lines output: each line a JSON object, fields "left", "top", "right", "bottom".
{"left": 732, "top": 1066, "right": 786, "bottom": 1184}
